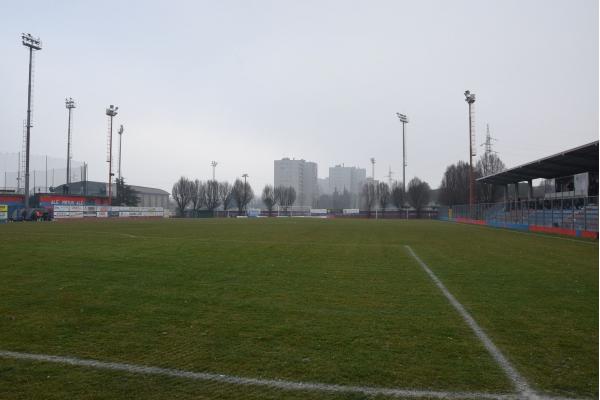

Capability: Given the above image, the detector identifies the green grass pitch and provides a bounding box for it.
[0,218,597,399]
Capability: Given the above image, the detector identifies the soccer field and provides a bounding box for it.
[0,218,597,399]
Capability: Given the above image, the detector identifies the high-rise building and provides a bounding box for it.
[274,158,318,207]
[328,165,366,195]
[317,177,330,196]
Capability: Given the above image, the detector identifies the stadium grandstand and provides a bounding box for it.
[443,140,599,237]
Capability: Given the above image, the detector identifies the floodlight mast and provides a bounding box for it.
[370,158,375,180]
[118,125,124,180]
[65,98,76,193]
[464,90,476,213]
[242,173,249,213]
[106,105,119,205]
[211,161,218,181]
[396,112,409,195]
[22,33,42,208]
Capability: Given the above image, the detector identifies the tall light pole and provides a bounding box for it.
[370,158,376,181]
[396,112,409,194]
[242,173,249,212]
[22,33,42,208]
[464,90,476,211]
[118,124,124,180]
[65,98,76,193]
[211,161,218,181]
[106,105,119,205]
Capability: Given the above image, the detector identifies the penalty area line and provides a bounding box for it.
[0,349,517,400]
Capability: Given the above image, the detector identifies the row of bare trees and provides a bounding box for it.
[361,178,431,218]
[172,177,253,217]
[261,185,297,216]
[438,153,505,205]
[172,177,302,218]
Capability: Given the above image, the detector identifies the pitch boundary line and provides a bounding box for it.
[0,350,515,400]
[1,350,586,400]
[405,246,538,399]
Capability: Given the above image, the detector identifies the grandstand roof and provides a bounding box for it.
[477,140,599,185]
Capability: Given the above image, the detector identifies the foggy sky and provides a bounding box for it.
[1,0,598,193]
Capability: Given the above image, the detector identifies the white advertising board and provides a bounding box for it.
[310,209,327,215]
[52,205,164,219]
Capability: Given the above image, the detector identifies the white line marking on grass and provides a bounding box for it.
[405,246,536,399]
[0,350,519,400]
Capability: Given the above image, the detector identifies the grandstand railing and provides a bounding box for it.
[445,196,599,232]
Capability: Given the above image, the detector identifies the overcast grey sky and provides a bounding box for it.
[1,0,598,192]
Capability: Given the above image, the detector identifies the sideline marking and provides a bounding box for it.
[0,349,517,400]
[405,246,536,399]
[0,350,587,400]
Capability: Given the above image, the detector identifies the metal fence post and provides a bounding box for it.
[521,200,524,224]
[584,196,587,231]
[560,198,563,227]
[572,198,575,230]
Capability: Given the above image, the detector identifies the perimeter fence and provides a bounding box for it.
[440,196,598,232]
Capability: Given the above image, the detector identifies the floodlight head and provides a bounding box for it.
[396,113,408,123]
[464,90,476,104]
[370,157,375,164]
[106,104,119,116]
[65,97,76,109]
[118,125,124,135]
[22,33,42,50]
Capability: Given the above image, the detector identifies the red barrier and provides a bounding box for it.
[580,230,599,239]
[529,225,577,237]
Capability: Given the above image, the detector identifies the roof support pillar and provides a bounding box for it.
[528,179,533,199]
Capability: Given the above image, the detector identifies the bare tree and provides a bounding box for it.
[476,153,506,203]
[286,187,296,213]
[189,179,205,217]
[205,180,221,212]
[233,179,254,215]
[408,177,431,218]
[243,181,254,212]
[391,181,405,211]
[262,185,276,216]
[332,188,352,210]
[274,185,296,215]
[438,161,470,206]
[377,182,390,217]
[361,181,377,218]
[219,181,233,215]
[172,176,194,217]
